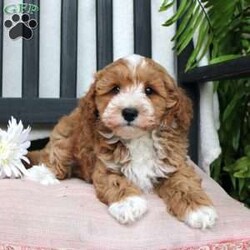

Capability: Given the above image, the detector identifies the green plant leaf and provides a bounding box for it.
[161,0,250,207]
[232,127,241,151]
[161,0,242,67]
[159,0,174,12]
[244,145,250,157]
[185,20,210,70]
[180,8,204,44]
[175,9,207,55]
[222,93,244,122]
[210,54,242,64]
[238,178,246,196]
[173,4,199,46]
[194,34,213,67]
[176,33,193,55]
[162,0,191,26]
[171,1,196,41]
[230,175,237,190]
[225,157,250,178]
[211,154,222,182]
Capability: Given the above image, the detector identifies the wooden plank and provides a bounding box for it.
[60,0,78,98]
[133,0,151,57]
[180,56,250,84]
[0,98,77,124]
[0,0,3,97]
[22,0,40,98]
[96,0,113,70]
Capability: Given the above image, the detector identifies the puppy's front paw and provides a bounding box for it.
[108,196,147,224]
[185,206,218,229]
[23,164,60,185]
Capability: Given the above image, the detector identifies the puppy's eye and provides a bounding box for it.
[110,86,120,94]
[145,86,154,96]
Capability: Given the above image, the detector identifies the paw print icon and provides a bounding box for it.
[4,14,38,40]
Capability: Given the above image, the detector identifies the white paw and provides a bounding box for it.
[108,196,147,224]
[185,206,218,229]
[23,164,60,185]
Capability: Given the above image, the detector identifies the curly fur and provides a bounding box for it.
[28,55,216,227]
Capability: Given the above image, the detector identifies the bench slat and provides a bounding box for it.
[134,0,151,57]
[60,0,78,98]
[180,56,250,84]
[0,98,77,124]
[96,0,113,70]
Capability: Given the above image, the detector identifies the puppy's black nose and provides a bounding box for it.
[122,108,138,122]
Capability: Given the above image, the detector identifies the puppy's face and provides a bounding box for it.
[94,55,180,140]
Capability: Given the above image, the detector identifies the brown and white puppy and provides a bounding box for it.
[27,55,217,229]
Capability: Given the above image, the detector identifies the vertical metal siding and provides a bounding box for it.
[96,0,113,70]
[134,0,151,57]
[60,0,78,98]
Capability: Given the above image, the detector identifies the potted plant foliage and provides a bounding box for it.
[160,0,250,207]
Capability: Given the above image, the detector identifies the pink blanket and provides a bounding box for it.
[0,164,249,249]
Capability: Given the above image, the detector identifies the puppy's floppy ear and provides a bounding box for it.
[79,81,98,125]
[162,84,193,132]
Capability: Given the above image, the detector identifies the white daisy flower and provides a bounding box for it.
[0,117,31,179]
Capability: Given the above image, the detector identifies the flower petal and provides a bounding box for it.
[10,164,21,178]
[20,141,31,150]
[21,156,30,164]
[0,168,5,178]
[14,161,29,175]
[3,164,12,177]
[0,117,31,179]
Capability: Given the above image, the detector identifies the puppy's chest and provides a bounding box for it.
[120,134,170,192]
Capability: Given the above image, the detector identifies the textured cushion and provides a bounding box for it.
[0,163,250,249]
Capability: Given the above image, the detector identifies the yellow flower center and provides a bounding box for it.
[0,142,11,165]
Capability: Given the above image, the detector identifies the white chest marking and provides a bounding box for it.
[121,134,172,192]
